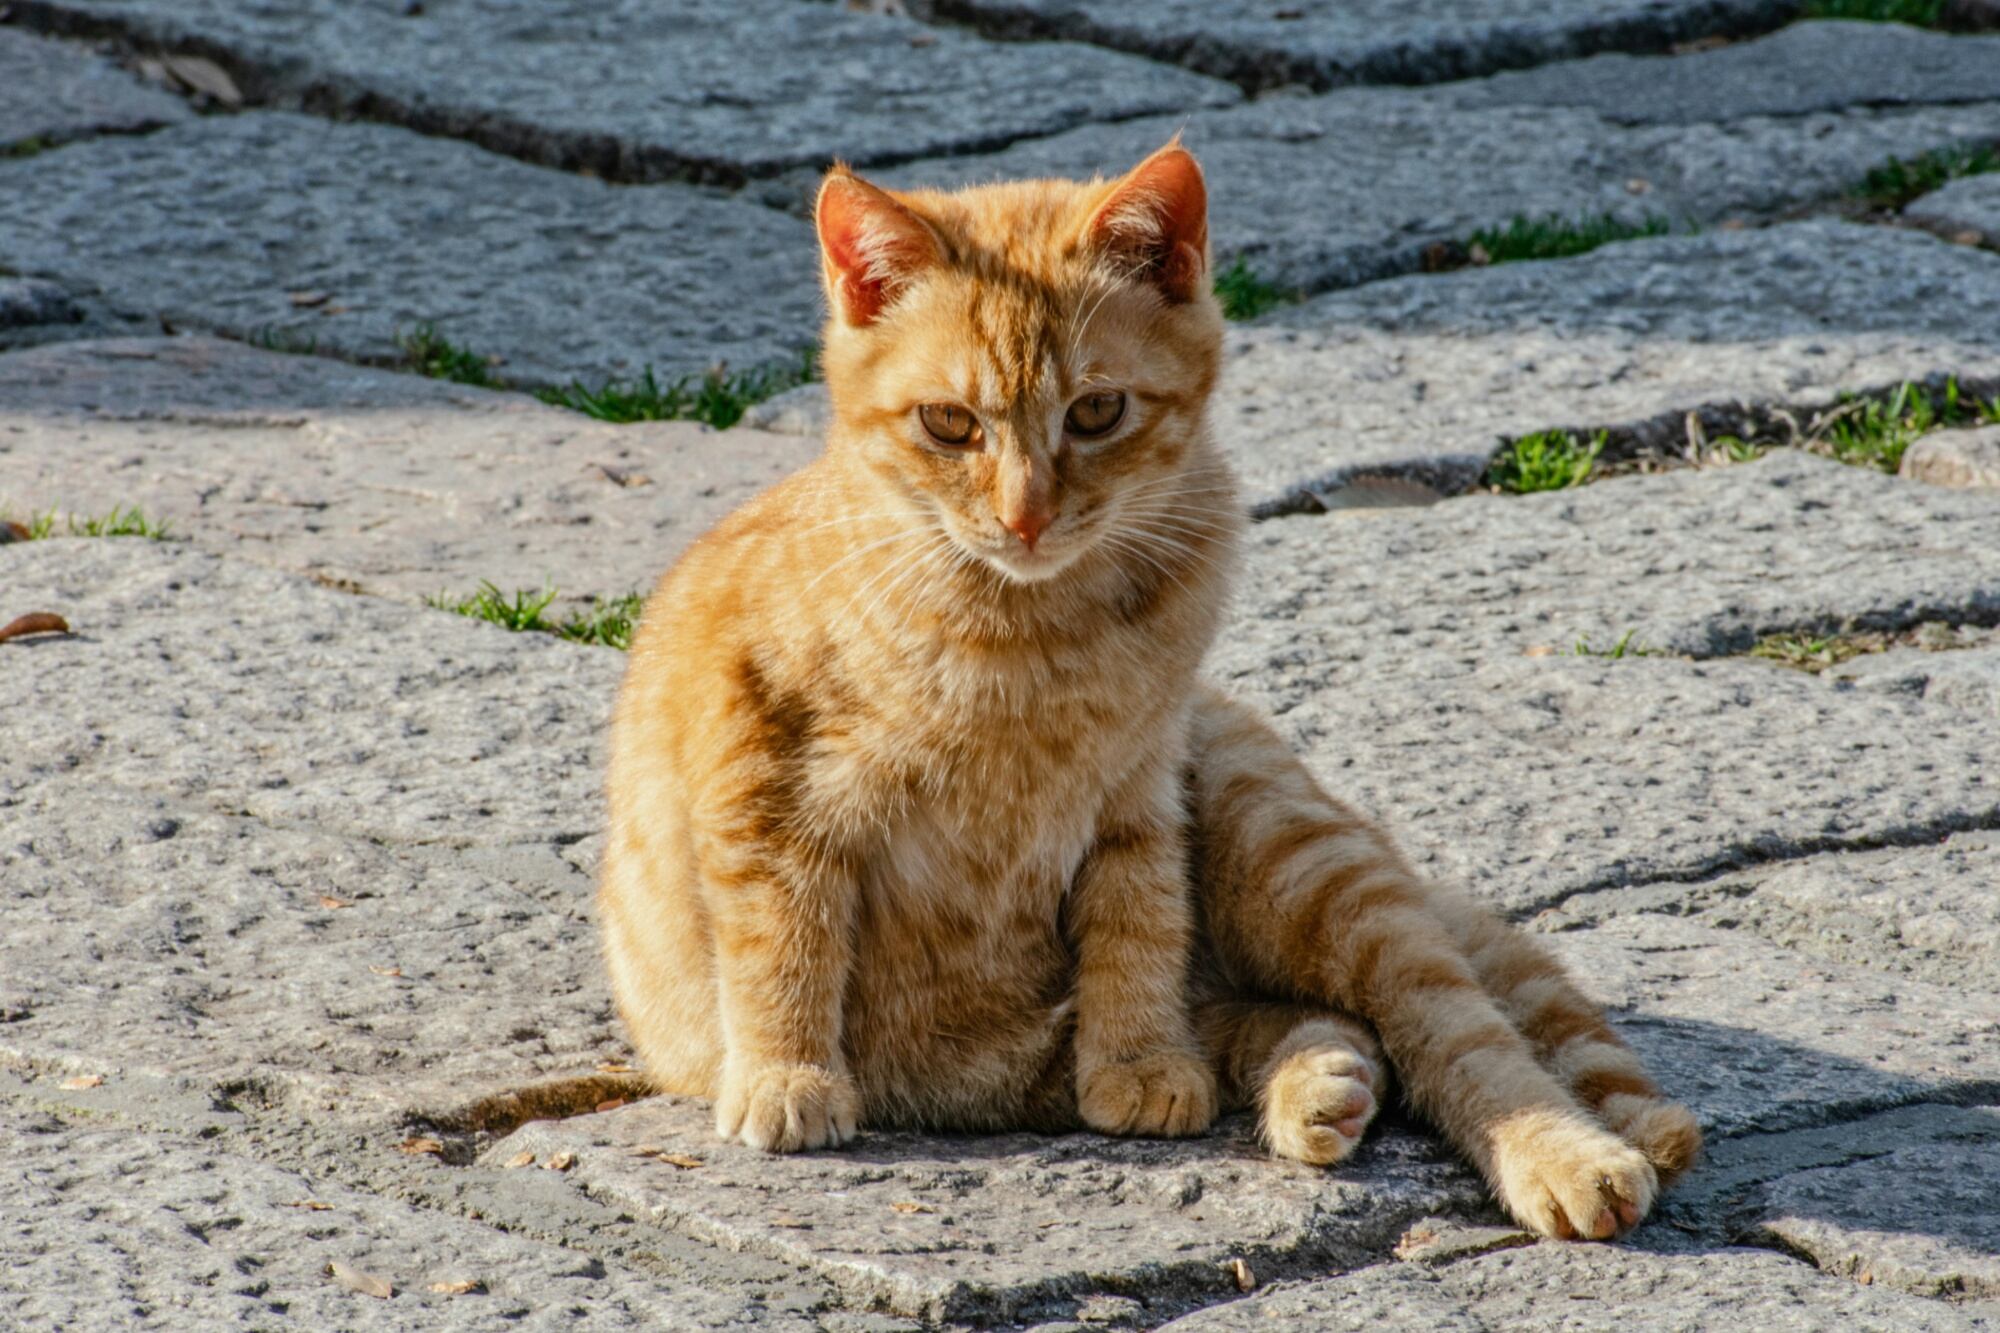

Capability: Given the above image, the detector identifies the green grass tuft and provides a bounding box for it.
[1819,380,1969,473]
[538,348,817,431]
[1802,0,1943,23]
[398,322,505,388]
[1467,213,1672,266]
[3,136,56,159]
[1571,629,1656,659]
[9,505,174,540]
[247,326,321,357]
[1854,142,2000,209]
[1486,430,1606,493]
[429,582,644,650]
[1212,258,1292,321]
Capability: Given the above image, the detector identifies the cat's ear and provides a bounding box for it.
[1086,140,1209,303]
[816,168,943,326]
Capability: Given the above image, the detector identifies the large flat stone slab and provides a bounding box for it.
[0,1112,815,1331]
[8,0,1235,183]
[1746,1106,2000,1301]
[1546,835,2000,990]
[1907,173,2000,245]
[877,23,2000,296]
[931,0,1789,93]
[1157,1242,1987,1331]
[1221,453,2000,910]
[1543,915,1998,1138]
[750,222,2000,512]
[0,26,186,151]
[487,1100,1488,1325]
[0,116,825,386]
[0,337,818,610]
[1223,221,2000,508]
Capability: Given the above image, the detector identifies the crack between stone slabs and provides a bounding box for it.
[1510,803,2000,922]
[1252,367,2000,520]
[0,1,1232,191]
[919,0,1801,97]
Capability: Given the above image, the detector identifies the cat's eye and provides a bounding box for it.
[919,403,980,447]
[1065,390,1126,438]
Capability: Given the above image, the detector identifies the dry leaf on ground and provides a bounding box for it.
[397,1136,444,1157]
[542,1152,575,1171]
[328,1261,393,1299]
[429,1279,483,1295]
[58,1074,104,1090]
[162,54,242,106]
[1228,1257,1257,1292]
[0,613,71,644]
[286,1200,334,1211]
[889,1201,934,1215]
[368,965,403,978]
[503,1151,536,1169]
[317,895,353,910]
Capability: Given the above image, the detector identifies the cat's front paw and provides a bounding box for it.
[1489,1108,1658,1240]
[714,1060,860,1153]
[1078,1051,1218,1138]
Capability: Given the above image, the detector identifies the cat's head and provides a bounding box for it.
[813,142,1230,585]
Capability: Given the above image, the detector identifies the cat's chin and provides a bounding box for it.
[975,543,1087,585]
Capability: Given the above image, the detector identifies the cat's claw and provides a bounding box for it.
[1263,1048,1377,1166]
[714,1061,860,1153]
[1077,1050,1218,1138]
[1489,1108,1658,1240]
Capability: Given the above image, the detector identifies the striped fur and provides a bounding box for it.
[599,145,1696,1240]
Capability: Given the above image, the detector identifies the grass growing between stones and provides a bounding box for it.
[428,582,644,650]
[1854,142,2000,209]
[1466,213,1673,266]
[399,322,506,389]
[1802,0,1942,22]
[4,505,173,541]
[538,347,818,430]
[1571,630,1659,659]
[1485,430,1606,493]
[1750,621,1993,672]
[1213,258,1293,321]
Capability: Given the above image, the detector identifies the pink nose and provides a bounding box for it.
[1003,508,1050,551]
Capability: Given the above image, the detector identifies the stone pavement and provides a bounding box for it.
[4,3,2000,1330]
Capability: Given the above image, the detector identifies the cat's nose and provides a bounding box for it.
[1002,507,1051,551]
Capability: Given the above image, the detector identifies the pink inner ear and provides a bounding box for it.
[816,175,935,326]
[1091,146,1209,303]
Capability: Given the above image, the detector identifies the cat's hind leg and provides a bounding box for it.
[1188,686,1660,1240]
[1196,999,1383,1166]
[1429,897,1702,1185]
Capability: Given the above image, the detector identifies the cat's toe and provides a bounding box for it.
[1263,1049,1377,1166]
[715,1062,860,1153]
[1490,1108,1657,1241]
[1600,1093,1703,1186]
[1078,1051,1218,1138]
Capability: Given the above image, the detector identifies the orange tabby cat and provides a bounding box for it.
[599,142,1699,1240]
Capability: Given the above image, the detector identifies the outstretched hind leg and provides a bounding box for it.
[1430,899,1701,1185]
[1187,686,1666,1241]
[1196,999,1383,1166]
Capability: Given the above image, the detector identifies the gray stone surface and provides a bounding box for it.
[1458,21,2000,125]
[1748,1106,2000,1301]
[745,223,2000,511]
[930,0,1789,93]
[1214,452,2000,911]
[1543,915,1998,1138]
[1546,835,2000,990]
[0,540,627,1124]
[1903,424,2000,489]
[6,0,1236,182]
[1908,172,2000,244]
[877,24,2000,296]
[488,1099,1488,1324]
[0,116,825,387]
[1223,222,2000,508]
[0,1114,813,1331]
[1156,1242,1988,1331]
[0,337,819,610]
[0,26,187,151]
[1839,642,2000,717]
